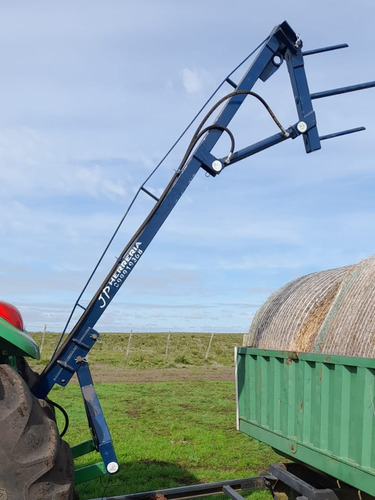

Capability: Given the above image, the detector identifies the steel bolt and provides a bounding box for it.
[297,121,307,133]
[107,461,119,474]
[212,160,223,173]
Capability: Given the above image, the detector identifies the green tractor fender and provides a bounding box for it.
[0,302,39,360]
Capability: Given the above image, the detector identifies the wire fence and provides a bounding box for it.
[32,330,245,368]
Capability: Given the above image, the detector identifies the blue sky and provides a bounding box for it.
[1,1,375,334]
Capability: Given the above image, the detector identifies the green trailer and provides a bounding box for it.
[235,347,375,497]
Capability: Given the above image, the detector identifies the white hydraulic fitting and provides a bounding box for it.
[212,160,223,173]
[107,461,119,474]
[225,152,233,165]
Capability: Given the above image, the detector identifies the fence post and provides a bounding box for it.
[165,331,171,358]
[126,330,133,357]
[205,333,214,360]
[40,325,47,356]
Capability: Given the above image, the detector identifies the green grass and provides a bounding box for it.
[29,333,279,499]
[30,332,244,369]
[51,380,279,500]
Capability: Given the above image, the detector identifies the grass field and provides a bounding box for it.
[31,331,245,369]
[30,333,280,500]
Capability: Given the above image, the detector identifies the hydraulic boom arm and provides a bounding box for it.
[31,21,375,477]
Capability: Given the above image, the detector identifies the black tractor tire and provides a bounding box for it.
[0,363,78,500]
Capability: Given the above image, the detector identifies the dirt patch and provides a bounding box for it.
[89,364,235,383]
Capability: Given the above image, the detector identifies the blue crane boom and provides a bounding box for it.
[31,20,375,478]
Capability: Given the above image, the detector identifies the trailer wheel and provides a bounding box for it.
[0,363,77,500]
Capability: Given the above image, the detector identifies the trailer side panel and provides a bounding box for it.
[236,347,375,496]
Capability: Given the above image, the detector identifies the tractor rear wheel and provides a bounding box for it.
[0,363,77,499]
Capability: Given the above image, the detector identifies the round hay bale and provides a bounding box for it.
[244,254,375,357]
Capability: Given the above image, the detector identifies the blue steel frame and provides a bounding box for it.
[31,21,375,476]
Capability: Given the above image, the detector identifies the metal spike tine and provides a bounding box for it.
[311,81,375,100]
[302,43,348,56]
[319,126,366,141]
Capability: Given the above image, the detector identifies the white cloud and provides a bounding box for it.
[75,165,126,198]
[181,68,205,93]
[0,126,155,201]
[0,2,375,335]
